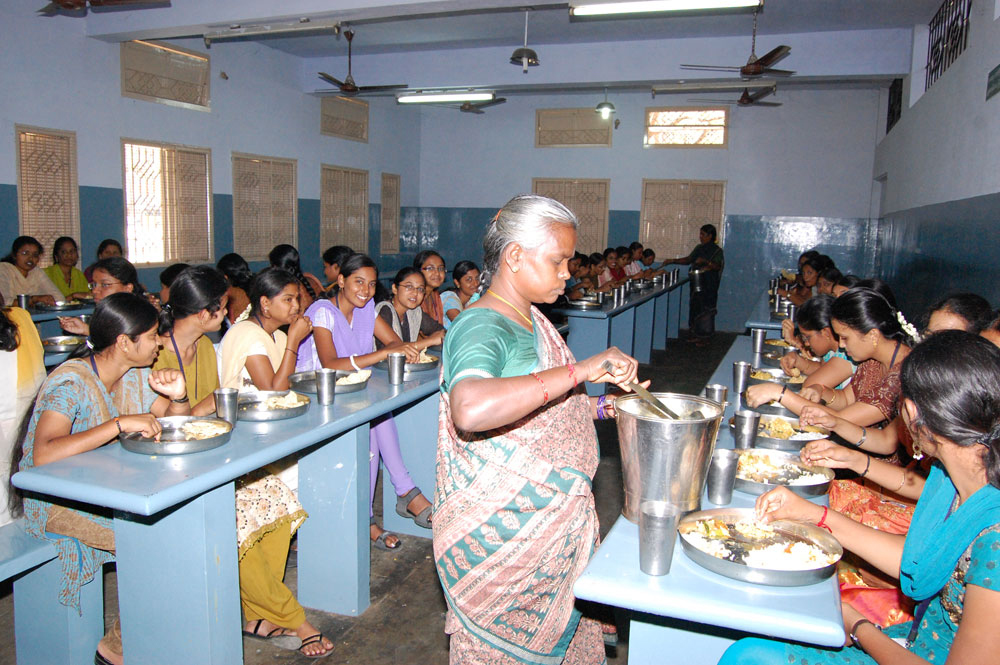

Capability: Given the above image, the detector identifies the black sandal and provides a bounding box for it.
[241,618,302,650]
[298,633,334,659]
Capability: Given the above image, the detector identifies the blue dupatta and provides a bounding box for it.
[900,463,1000,600]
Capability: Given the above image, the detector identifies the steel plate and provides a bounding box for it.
[678,508,842,586]
[374,354,440,373]
[751,400,798,419]
[41,335,86,354]
[237,391,310,421]
[119,416,232,455]
[565,300,602,310]
[733,449,834,497]
[289,370,370,395]
[33,301,89,312]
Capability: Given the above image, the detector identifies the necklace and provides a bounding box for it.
[486,289,533,328]
[253,314,275,341]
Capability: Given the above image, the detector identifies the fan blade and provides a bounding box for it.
[689,98,736,105]
[476,97,507,109]
[748,87,775,102]
[752,101,782,107]
[756,45,791,68]
[680,64,743,72]
[356,84,409,93]
[318,72,346,88]
[462,107,485,114]
[762,68,795,77]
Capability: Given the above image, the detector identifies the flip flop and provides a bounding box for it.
[395,487,432,528]
[241,619,303,650]
[298,633,334,660]
[94,651,115,665]
[371,517,401,550]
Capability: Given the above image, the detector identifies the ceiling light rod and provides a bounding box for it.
[397,91,495,104]
[204,18,340,46]
[571,0,760,17]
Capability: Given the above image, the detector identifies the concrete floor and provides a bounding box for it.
[0,332,737,665]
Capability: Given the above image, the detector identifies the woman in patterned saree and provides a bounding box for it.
[15,293,187,665]
[718,330,1000,665]
[435,194,642,665]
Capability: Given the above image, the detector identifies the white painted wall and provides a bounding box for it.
[0,0,421,204]
[874,0,1000,213]
[414,86,881,218]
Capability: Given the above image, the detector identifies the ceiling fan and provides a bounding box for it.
[690,86,781,107]
[680,4,794,80]
[318,29,407,97]
[38,0,167,15]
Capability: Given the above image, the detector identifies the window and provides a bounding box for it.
[321,97,369,143]
[121,40,210,111]
[380,173,401,255]
[532,178,610,254]
[925,0,972,90]
[644,107,728,148]
[122,140,212,265]
[320,165,369,253]
[640,180,725,260]
[15,125,80,266]
[536,108,612,148]
[232,153,297,260]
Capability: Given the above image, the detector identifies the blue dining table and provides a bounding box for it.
[744,290,784,332]
[12,367,441,664]
[573,335,844,664]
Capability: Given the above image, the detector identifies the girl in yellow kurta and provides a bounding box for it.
[42,237,91,300]
[212,266,332,659]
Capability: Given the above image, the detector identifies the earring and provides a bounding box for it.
[872,337,879,351]
[512,267,519,273]
[912,438,924,460]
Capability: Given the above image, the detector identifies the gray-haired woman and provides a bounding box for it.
[433,194,643,664]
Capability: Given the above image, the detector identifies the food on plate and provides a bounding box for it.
[42,336,83,346]
[263,391,306,410]
[737,451,828,485]
[750,369,806,384]
[337,369,371,385]
[416,349,437,364]
[765,339,792,347]
[179,420,231,440]
[760,417,825,441]
[682,517,838,571]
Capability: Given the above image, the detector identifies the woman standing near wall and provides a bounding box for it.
[664,224,724,346]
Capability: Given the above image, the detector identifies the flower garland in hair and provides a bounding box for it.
[896,310,921,344]
[234,303,252,324]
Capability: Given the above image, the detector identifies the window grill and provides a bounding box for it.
[925,0,971,91]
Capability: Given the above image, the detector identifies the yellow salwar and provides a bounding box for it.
[239,522,306,628]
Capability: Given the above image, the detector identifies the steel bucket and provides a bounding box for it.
[690,268,707,293]
[616,392,724,521]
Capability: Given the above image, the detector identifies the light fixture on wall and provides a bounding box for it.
[510,11,540,73]
[203,17,340,47]
[595,88,616,119]
[397,91,495,104]
[570,0,760,19]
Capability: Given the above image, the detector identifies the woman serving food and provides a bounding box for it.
[435,194,642,664]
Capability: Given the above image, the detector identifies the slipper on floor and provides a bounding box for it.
[242,619,303,650]
[371,517,401,550]
[395,486,432,528]
[298,633,334,660]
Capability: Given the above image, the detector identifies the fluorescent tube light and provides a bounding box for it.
[397,92,495,104]
[571,0,759,17]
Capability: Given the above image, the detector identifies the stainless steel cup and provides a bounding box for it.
[703,383,728,405]
[787,304,798,325]
[387,352,406,385]
[707,449,741,505]
[733,361,752,396]
[769,278,779,291]
[639,500,682,576]
[214,388,239,424]
[315,368,337,405]
[16,294,30,309]
[751,328,767,354]
[596,291,606,305]
[733,409,761,449]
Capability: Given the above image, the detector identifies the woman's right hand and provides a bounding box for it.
[799,405,838,430]
[755,486,822,524]
[780,319,797,346]
[32,295,57,307]
[744,383,781,408]
[779,352,800,375]
[800,438,863,471]
[59,316,89,335]
[581,347,639,389]
[287,315,313,345]
[117,414,162,439]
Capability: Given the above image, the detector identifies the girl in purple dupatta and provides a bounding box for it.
[296,254,433,550]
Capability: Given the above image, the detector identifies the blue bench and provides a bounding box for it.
[0,519,104,665]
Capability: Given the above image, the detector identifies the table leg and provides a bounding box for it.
[298,424,370,615]
[628,613,739,665]
[609,308,635,357]
[632,298,655,364]
[652,293,668,351]
[14,557,104,665]
[566,317,612,396]
[382,392,439,539]
[114,482,241,665]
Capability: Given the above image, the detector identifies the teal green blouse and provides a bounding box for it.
[441,307,539,392]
